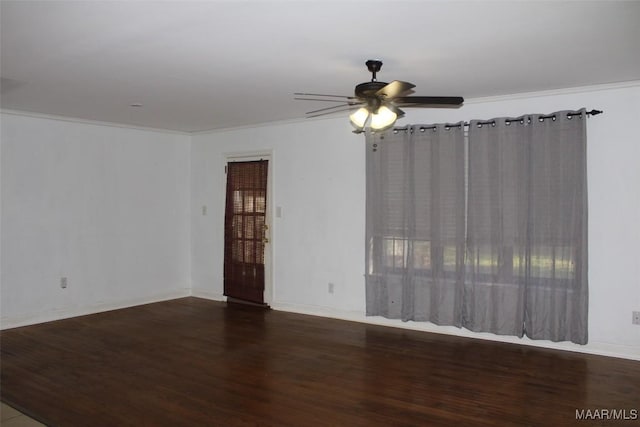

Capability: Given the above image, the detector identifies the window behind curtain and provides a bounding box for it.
[366,110,588,344]
[365,124,466,324]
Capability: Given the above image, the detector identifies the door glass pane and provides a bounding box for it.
[245,216,255,239]
[256,190,266,213]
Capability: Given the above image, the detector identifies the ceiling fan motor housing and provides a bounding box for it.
[355,81,388,98]
[355,81,387,113]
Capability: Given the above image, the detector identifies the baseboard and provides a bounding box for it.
[270,301,363,323]
[270,301,640,362]
[4,293,636,361]
[190,288,226,301]
[0,289,191,330]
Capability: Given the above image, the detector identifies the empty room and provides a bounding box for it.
[1,1,639,426]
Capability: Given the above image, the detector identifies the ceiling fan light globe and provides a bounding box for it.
[349,107,370,130]
[370,105,397,131]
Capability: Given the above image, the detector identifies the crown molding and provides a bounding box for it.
[465,80,640,105]
[0,109,191,136]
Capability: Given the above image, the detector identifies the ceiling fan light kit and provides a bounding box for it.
[351,105,398,133]
[295,59,464,134]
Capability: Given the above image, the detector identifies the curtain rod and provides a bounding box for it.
[390,109,603,133]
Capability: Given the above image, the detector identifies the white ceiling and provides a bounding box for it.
[1,1,639,133]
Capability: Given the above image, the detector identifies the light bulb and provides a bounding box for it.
[349,107,370,130]
[370,105,397,131]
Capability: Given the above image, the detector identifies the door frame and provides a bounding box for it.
[223,150,274,305]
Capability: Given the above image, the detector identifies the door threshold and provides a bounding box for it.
[226,297,270,308]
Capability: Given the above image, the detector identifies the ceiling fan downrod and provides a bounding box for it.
[366,60,383,82]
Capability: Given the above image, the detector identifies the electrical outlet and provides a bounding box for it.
[328,282,334,294]
[60,277,68,289]
[633,311,640,325]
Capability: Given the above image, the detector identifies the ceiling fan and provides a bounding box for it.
[295,60,464,133]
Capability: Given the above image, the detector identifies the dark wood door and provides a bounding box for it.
[223,160,268,304]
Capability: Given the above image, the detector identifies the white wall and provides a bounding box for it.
[190,118,366,311]
[191,83,640,360]
[1,113,191,327]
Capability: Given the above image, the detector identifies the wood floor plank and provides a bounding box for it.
[1,297,639,426]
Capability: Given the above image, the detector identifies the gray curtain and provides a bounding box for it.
[365,109,588,345]
[365,124,466,324]
[465,109,588,344]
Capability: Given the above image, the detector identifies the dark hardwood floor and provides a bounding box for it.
[1,297,639,426]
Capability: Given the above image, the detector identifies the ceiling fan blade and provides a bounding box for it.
[375,80,416,99]
[306,102,364,115]
[394,96,464,107]
[295,97,359,103]
[307,105,361,118]
[294,92,356,99]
